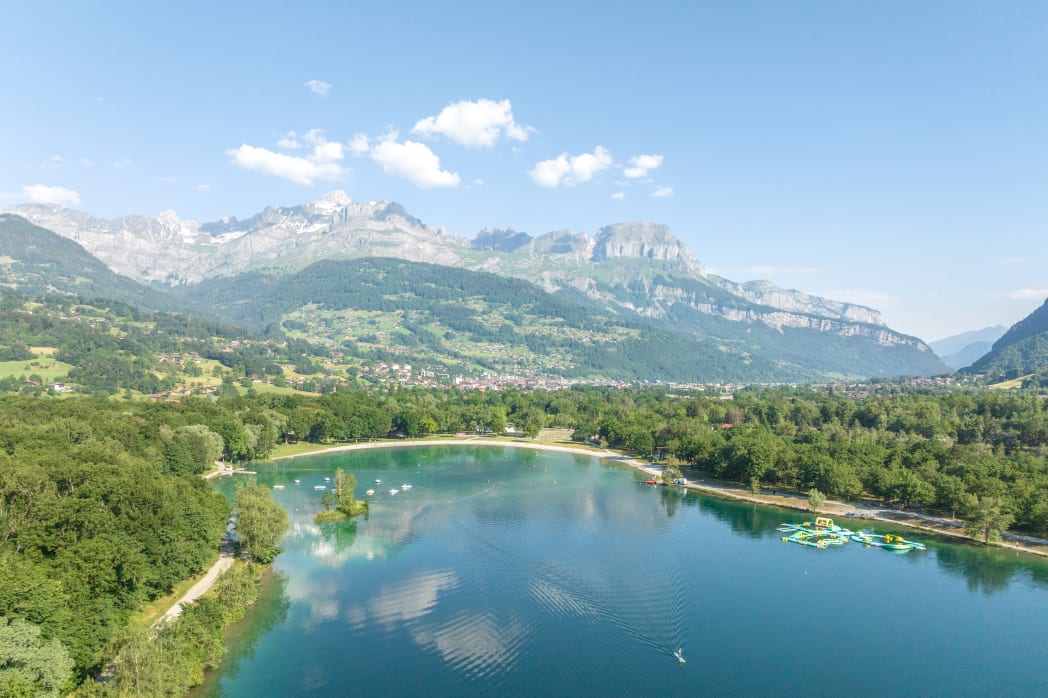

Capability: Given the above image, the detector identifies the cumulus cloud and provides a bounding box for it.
[21,184,80,206]
[412,98,530,148]
[277,132,302,149]
[304,79,332,96]
[347,133,371,156]
[623,153,663,178]
[228,130,347,185]
[651,185,673,197]
[370,139,460,188]
[997,288,1048,301]
[529,146,613,188]
[611,192,625,200]
[196,183,211,192]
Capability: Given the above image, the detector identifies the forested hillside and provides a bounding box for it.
[176,257,947,382]
[0,397,238,686]
[968,298,1048,379]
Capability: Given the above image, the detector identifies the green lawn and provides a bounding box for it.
[0,359,74,381]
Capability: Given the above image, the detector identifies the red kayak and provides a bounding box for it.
[646,478,657,485]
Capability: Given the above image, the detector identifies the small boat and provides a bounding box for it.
[293,479,301,484]
[388,488,399,495]
[314,485,327,491]
[674,648,686,665]
[375,479,382,484]
[401,483,412,490]
[646,478,657,485]
[366,488,375,496]
[273,484,285,490]
[324,477,331,482]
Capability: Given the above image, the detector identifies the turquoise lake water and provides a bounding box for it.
[200,446,1048,697]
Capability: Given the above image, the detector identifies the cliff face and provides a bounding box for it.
[590,222,702,272]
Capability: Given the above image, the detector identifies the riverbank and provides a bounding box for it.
[269,435,1048,558]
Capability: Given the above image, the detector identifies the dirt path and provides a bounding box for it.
[154,538,236,627]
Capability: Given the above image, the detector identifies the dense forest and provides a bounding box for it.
[190,384,1045,538]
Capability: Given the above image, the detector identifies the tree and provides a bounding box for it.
[964,496,1014,544]
[0,617,73,698]
[234,483,289,563]
[807,488,825,513]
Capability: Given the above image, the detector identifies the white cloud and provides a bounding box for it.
[277,131,302,149]
[304,79,332,96]
[652,185,673,197]
[157,176,176,184]
[21,184,80,206]
[43,154,67,169]
[997,288,1048,301]
[347,133,371,156]
[412,98,530,148]
[623,153,663,178]
[529,146,613,188]
[228,131,348,186]
[80,158,93,167]
[611,192,625,200]
[113,158,132,169]
[370,139,459,188]
[196,183,211,192]
[473,178,484,187]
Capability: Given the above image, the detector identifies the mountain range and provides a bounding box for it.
[929,325,1007,371]
[2,193,949,382]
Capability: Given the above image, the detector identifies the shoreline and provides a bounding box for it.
[267,436,1048,558]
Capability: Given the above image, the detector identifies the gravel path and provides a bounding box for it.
[155,538,236,627]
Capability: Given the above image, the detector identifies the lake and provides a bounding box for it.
[200,445,1048,697]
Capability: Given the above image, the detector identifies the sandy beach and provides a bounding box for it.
[269,436,1048,558]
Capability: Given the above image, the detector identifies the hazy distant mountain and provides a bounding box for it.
[3,193,948,380]
[966,299,1048,377]
[0,213,182,312]
[930,325,1006,370]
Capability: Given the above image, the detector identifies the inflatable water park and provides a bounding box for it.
[777,517,926,552]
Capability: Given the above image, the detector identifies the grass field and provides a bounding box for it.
[0,359,74,381]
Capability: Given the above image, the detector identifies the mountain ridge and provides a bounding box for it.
[3,194,947,380]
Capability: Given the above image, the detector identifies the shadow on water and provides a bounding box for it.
[934,543,1048,595]
[692,494,792,539]
[189,569,290,698]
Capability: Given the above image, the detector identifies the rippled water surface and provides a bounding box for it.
[201,446,1048,697]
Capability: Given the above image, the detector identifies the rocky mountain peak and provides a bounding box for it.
[311,190,353,212]
[470,227,534,253]
[591,222,702,271]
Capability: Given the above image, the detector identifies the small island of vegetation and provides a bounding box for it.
[316,468,369,523]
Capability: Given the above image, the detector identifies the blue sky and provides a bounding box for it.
[3,1,1047,342]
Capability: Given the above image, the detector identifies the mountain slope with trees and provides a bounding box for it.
[966,298,1048,379]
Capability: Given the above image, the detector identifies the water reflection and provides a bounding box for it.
[934,544,1042,595]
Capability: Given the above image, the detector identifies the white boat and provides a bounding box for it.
[314,485,326,491]
[273,484,285,490]
[293,479,301,484]
[366,488,375,496]
[401,483,413,490]
[324,477,331,482]
[389,488,399,495]
[375,479,382,484]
